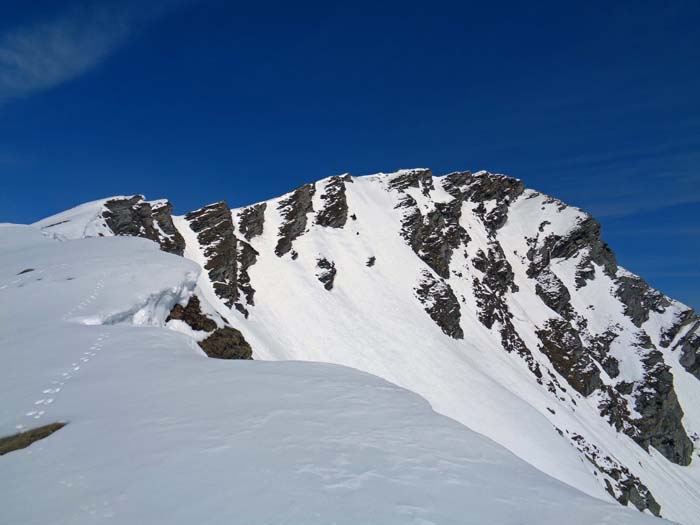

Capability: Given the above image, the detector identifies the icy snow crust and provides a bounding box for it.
[0,224,669,524]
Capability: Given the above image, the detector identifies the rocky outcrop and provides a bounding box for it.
[167,295,216,332]
[527,216,617,293]
[316,175,350,228]
[275,183,316,257]
[677,321,700,379]
[596,339,694,466]
[537,319,603,396]
[472,245,518,328]
[0,422,66,456]
[103,196,185,255]
[185,202,259,316]
[167,295,252,360]
[388,168,434,196]
[588,328,620,379]
[316,257,337,290]
[443,171,524,232]
[470,176,524,232]
[552,218,614,267]
[237,203,267,240]
[441,171,473,198]
[397,195,470,279]
[568,433,661,516]
[533,268,574,319]
[659,310,700,379]
[199,327,253,360]
[630,350,693,465]
[415,271,463,339]
[235,240,259,316]
[185,202,238,308]
[615,272,671,327]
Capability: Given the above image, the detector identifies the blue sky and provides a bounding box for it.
[1,0,698,309]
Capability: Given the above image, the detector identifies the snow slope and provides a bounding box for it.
[180,171,699,523]
[28,167,700,523]
[0,224,668,524]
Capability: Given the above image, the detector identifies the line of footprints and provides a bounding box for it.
[18,276,109,431]
[61,277,105,321]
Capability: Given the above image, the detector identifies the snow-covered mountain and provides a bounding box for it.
[12,168,700,523]
[0,225,666,525]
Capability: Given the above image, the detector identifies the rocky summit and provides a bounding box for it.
[33,168,700,524]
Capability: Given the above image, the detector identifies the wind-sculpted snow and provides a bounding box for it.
[0,224,669,525]
[27,167,700,524]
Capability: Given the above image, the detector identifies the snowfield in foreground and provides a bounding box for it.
[0,224,669,524]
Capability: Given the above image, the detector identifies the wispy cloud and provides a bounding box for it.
[0,1,188,105]
[606,226,700,238]
[535,146,700,218]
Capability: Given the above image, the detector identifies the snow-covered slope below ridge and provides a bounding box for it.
[33,168,700,524]
[0,224,667,525]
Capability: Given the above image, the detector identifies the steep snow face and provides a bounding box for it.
[0,225,667,525]
[170,169,700,524]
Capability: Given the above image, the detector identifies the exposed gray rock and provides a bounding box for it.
[444,171,524,232]
[615,273,671,327]
[103,196,185,255]
[415,270,463,339]
[167,295,252,360]
[630,350,693,465]
[185,201,259,316]
[316,176,349,228]
[237,203,267,240]
[588,328,620,379]
[235,240,259,316]
[659,310,700,378]
[441,171,473,198]
[570,433,661,517]
[366,256,376,267]
[471,245,518,328]
[316,257,337,290]
[275,183,316,257]
[536,319,603,396]
[533,268,574,319]
[467,172,525,204]
[677,321,700,379]
[398,197,470,279]
[527,216,617,292]
[468,240,544,380]
[185,202,238,308]
[388,168,434,196]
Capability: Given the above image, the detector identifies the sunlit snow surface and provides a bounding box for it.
[0,224,668,524]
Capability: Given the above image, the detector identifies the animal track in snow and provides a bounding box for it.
[21,329,109,427]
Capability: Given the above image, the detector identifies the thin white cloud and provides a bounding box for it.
[0,1,189,105]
